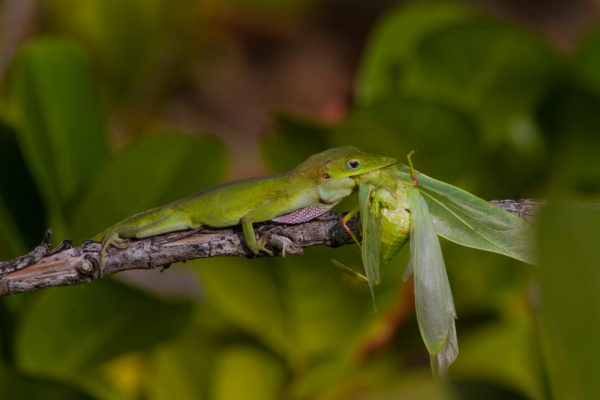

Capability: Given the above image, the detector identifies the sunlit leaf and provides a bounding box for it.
[212,346,285,400]
[147,330,217,400]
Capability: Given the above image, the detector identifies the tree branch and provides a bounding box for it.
[0,200,541,296]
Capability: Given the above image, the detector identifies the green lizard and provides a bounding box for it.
[95,147,396,272]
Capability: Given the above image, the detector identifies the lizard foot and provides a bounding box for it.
[100,232,131,276]
[256,235,274,256]
[264,227,301,257]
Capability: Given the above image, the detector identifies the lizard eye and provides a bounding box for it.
[346,160,360,170]
[322,173,330,179]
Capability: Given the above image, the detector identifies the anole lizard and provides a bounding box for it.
[94,147,396,272]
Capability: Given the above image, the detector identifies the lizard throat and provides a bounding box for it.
[271,204,333,224]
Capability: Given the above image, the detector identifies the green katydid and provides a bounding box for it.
[346,151,535,379]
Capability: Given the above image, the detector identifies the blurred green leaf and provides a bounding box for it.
[194,244,403,388]
[357,2,471,103]
[0,120,45,256]
[277,247,382,359]
[369,374,452,400]
[0,369,94,400]
[262,113,334,172]
[453,317,543,399]
[537,202,600,400]
[538,85,600,194]
[70,133,225,242]
[408,21,556,142]
[11,39,108,237]
[15,279,193,378]
[334,99,481,182]
[573,27,600,96]
[357,3,557,162]
[441,241,528,315]
[147,330,217,400]
[194,257,291,359]
[212,346,285,400]
[296,359,453,400]
[45,0,180,97]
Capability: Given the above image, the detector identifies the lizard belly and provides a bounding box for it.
[271,204,332,224]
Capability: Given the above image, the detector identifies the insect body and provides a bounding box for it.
[353,166,412,294]
[351,155,535,380]
[356,163,457,380]
[360,168,411,263]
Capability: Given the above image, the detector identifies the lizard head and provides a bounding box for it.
[296,147,397,204]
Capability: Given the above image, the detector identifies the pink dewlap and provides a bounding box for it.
[272,205,331,224]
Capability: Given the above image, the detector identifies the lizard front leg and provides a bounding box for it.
[241,216,273,256]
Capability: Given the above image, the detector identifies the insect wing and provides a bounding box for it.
[359,183,381,304]
[394,165,535,265]
[407,185,457,378]
[431,314,458,380]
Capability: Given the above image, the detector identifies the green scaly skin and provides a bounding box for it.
[95,147,397,272]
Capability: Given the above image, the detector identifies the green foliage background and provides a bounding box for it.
[1,1,599,399]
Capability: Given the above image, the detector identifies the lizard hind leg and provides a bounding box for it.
[99,213,191,275]
[99,230,131,275]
